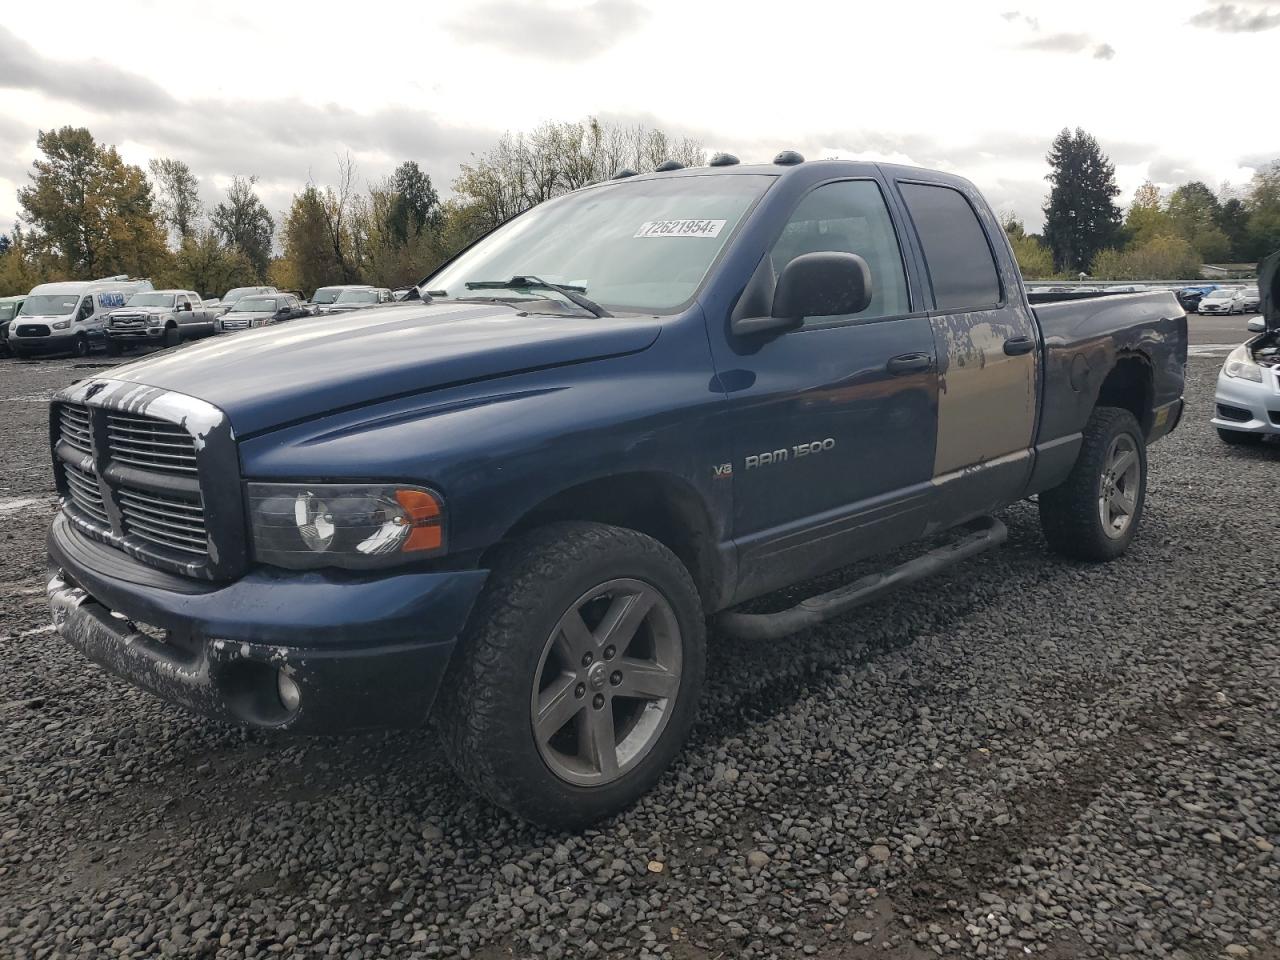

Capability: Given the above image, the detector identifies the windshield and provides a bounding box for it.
[0,302,17,322]
[426,174,774,313]
[312,287,343,304]
[223,288,264,305]
[126,293,177,309]
[231,297,278,313]
[335,289,378,305]
[19,294,79,316]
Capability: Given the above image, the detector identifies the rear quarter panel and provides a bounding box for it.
[1032,291,1186,456]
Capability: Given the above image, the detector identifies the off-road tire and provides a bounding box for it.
[436,522,706,829]
[1217,427,1263,446]
[1039,406,1147,562]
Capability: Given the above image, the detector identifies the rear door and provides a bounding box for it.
[715,176,941,602]
[895,179,1039,524]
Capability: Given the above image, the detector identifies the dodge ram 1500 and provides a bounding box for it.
[45,155,1186,827]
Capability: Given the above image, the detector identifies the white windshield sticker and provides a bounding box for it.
[634,219,726,239]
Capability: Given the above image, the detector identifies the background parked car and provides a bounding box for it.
[1176,284,1217,313]
[0,294,25,357]
[1234,288,1261,314]
[9,277,154,358]
[104,290,218,354]
[323,287,395,315]
[217,285,278,317]
[1199,288,1243,314]
[308,285,392,315]
[216,293,309,332]
[308,286,347,313]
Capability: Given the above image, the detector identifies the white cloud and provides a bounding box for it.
[1,0,1278,235]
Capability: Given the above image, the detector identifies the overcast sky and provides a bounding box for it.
[2,0,1278,235]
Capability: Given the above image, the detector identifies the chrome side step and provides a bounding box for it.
[715,516,1008,641]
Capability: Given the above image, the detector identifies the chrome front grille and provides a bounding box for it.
[118,488,208,556]
[105,412,198,474]
[58,404,92,456]
[55,401,211,563]
[63,461,109,525]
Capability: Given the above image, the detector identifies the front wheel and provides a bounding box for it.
[1217,428,1263,446]
[105,340,123,357]
[163,325,180,348]
[71,333,90,358]
[437,522,706,829]
[1039,406,1147,562]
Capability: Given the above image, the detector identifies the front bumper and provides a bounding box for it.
[107,326,164,340]
[11,334,75,354]
[1211,369,1280,435]
[47,513,488,731]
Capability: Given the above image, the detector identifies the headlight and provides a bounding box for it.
[247,483,445,570]
[1223,345,1263,382]
[51,320,70,330]
[148,315,163,327]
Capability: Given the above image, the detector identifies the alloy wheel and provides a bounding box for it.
[530,578,682,786]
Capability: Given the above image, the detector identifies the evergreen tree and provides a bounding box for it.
[1042,128,1123,274]
[387,161,441,244]
[210,176,274,278]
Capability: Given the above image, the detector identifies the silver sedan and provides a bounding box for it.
[1212,318,1280,445]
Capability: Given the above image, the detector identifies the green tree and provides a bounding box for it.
[18,126,169,279]
[148,157,202,244]
[387,161,441,244]
[1001,214,1056,278]
[1244,161,1280,262]
[278,185,344,295]
[1166,181,1229,262]
[1216,197,1251,260]
[164,227,257,298]
[1124,181,1173,247]
[1091,236,1201,280]
[0,227,48,296]
[1041,128,1123,274]
[210,176,274,278]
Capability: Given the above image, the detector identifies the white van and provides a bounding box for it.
[10,276,155,359]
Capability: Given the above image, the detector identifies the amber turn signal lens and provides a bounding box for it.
[395,489,444,553]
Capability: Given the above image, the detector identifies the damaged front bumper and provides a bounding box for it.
[47,513,488,731]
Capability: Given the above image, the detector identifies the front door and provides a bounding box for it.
[896,180,1039,524]
[712,178,941,603]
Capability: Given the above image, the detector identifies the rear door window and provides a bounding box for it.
[899,183,1002,312]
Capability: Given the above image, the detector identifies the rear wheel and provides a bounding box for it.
[1039,407,1147,562]
[1217,427,1264,446]
[437,522,706,829]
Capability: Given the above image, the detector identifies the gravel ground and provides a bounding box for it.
[1,353,1278,960]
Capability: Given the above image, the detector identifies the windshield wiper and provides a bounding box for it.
[464,275,612,318]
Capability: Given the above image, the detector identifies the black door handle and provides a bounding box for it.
[886,353,932,375]
[1003,336,1035,356]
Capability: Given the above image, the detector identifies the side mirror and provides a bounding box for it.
[1248,317,1266,333]
[732,252,873,337]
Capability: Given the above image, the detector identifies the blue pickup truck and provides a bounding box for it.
[45,156,1186,827]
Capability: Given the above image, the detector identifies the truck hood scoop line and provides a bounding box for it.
[102,301,661,435]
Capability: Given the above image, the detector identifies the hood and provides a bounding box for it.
[1261,250,1279,331]
[109,307,169,318]
[106,300,661,435]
